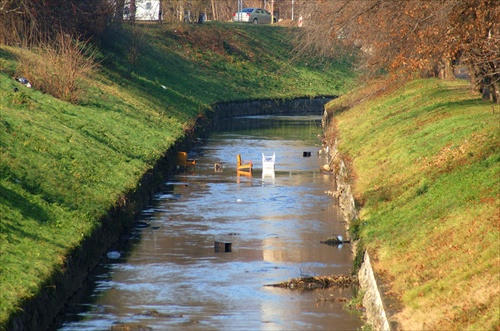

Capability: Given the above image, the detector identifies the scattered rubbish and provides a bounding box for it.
[214,241,232,252]
[16,77,31,88]
[320,164,331,172]
[139,310,183,318]
[106,251,121,259]
[214,162,223,172]
[320,235,350,246]
[317,296,350,303]
[135,221,150,228]
[110,322,152,331]
[318,145,330,155]
[265,274,357,289]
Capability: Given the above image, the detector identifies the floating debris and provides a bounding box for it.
[265,274,357,290]
[106,251,121,259]
[316,296,350,303]
[320,236,350,246]
[140,310,183,318]
[214,241,232,252]
[320,164,332,172]
[214,162,223,172]
[135,221,150,229]
[110,322,152,331]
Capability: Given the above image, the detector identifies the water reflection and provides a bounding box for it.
[57,115,362,331]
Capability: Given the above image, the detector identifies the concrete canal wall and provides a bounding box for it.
[211,96,336,119]
[322,110,392,331]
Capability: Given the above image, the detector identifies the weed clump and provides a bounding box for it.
[16,33,97,104]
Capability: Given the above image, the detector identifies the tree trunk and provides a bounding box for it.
[438,58,454,80]
[115,0,125,22]
[158,0,163,23]
[482,77,492,101]
[211,0,216,21]
[130,0,136,23]
[492,81,500,104]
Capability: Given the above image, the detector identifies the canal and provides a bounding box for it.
[56,115,363,331]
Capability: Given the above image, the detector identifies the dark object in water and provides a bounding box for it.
[303,151,311,157]
[214,241,232,252]
[320,236,350,246]
[265,274,357,289]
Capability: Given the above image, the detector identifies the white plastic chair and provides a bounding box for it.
[262,153,275,169]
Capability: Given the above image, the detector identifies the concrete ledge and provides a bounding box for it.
[323,109,391,331]
[358,252,391,331]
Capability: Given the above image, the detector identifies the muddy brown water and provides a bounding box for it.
[56,115,363,331]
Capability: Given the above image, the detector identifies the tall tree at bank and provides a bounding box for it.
[295,0,500,103]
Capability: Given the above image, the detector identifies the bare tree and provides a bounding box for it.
[293,0,500,103]
[0,0,38,45]
[1,0,116,45]
[156,0,300,23]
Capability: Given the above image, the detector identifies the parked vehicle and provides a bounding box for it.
[232,8,276,24]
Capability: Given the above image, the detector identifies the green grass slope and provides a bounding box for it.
[0,22,355,328]
[328,79,499,330]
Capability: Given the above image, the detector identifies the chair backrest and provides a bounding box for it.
[262,153,275,163]
[237,154,242,166]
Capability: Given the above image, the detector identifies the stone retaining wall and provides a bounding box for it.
[322,109,391,331]
[358,252,392,331]
[211,96,336,119]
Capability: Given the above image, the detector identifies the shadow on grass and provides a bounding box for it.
[0,48,18,76]
[0,48,17,62]
[0,183,51,226]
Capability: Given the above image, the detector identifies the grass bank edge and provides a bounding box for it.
[326,78,500,330]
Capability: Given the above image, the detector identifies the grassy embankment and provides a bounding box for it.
[0,22,355,328]
[327,79,499,330]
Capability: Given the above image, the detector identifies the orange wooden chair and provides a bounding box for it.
[236,154,252,172]
[177,152,196,169]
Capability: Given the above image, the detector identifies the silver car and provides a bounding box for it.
[232,8,274,24]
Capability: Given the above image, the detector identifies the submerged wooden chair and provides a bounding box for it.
[236,154,252,172]
[177,151,196,170]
